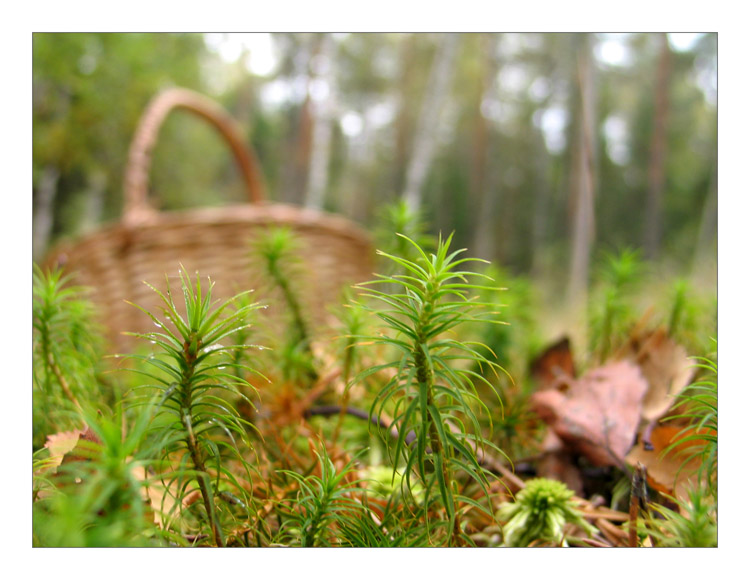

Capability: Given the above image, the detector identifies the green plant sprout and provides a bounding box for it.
[354,232,507,546]
[497,478,597,547]
[664,345,718,500]
[125,266,265,546]
[642,485,717,547]
[329,292,371,443]
[472,265,537,377]
[277,445,367,547]
[662,278,716,358]
[254,227,318,384]
[31,236,717,548]
[33,265,109,448]
[374,200,435,271]
[32,404,158,546]
[588,247,645,363]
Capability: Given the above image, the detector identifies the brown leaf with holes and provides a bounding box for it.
[626,424,710,506]
[531,360,649,467]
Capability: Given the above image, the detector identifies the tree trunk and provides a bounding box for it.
[693,160,717,273]
[32,165,60,262]
[289,100,314,205]
[530,127,552,280]
[472,34,501,261]
[402,34,460,213]
[80,169,108,233]
[643,33,672,260]
[280,35,321,205]
[392,34,418,196]
[566,35,597,310]
[342,115,378,223]
[305,34,337,210]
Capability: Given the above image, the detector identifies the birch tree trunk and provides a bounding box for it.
[32,165,59,262]
[402,34,460,213]
[280,35,319,205]
[644,33,672,260]
[80,169,107,233]
[305,34,337,210]
[566,35,597,310]
[393,34,418,197]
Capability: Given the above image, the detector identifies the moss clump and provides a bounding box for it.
[498,478,597,547]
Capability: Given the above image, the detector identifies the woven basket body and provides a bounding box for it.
[44,88,373,352]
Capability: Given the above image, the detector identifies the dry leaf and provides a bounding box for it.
[621,327,695,422]
[59,425,103,465]
[43,429,84,471]
[626,424,709,506]
[531,360,649,467]
[530,337,576,390]
[131,465,185,529]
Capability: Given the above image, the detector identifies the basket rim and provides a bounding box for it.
[45,201,373,259]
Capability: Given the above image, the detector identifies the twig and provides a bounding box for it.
[628,462,648,547]
[571,536,614,548]
[596,517,628,547]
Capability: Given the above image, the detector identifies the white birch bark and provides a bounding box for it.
[402,34,460,213]
[566,36,597,309]
[305,34,337,210]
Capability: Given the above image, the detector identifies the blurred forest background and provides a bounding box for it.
[32,32,717,326]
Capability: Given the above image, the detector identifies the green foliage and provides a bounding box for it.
[588,247,645,362]
[33,404,158,547]
[337,490,431,547]
[335,293,369,386]
[125,267,264,546]
[636,340,717,547]
[645,487,717,547]
[667,278,692,337]
[497,478,597,547]
[33,33,717,276]
[32,265,107,448]
[354,232,506,546]
[277,446,367,547]
[254,227,318,384]
[662,278,717,356]
[364,464,425,503]
[330,293,371,442]
[374,200,435,268]
[33,33,208,245]
[664,348,718,499]
[473,265,540,379]
[465,266,544,460]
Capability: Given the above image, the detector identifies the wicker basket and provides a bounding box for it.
[44,87,374,352]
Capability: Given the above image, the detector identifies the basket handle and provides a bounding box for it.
[123,87,267,224]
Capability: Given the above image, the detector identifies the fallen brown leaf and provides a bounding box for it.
[43,429,84,471]
[531,360,649,467]
[621,327,695,423]
[530,337,576,390]
[626,424,709,506]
